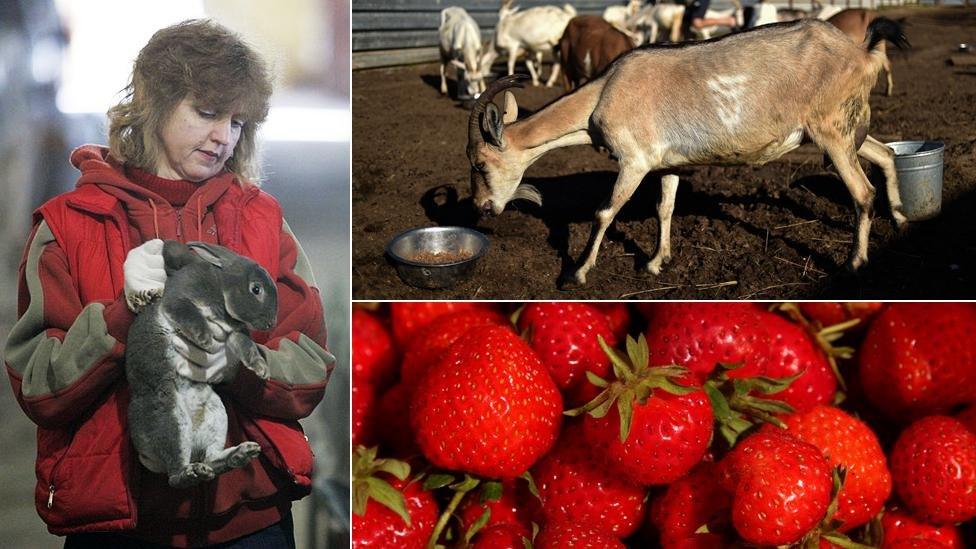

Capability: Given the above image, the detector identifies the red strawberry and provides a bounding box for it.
[470,523,530,548]
[390,302,491,347]
[762,314,837,413]
[373,382,419,457]
[890,415,976,525]
[352,308,397,391]
[529,422,647,538]
[719,430,833,545]
[591,302,631,342]
[954,405,976,435]
[410,325,562,478]
[518,302,617,406]
[859,303,976,420]
[885,539,952,549]
[643,302,771,381]
[576,335,713,486]
[667,533,730,549]
[456,479,531,540]
[798,302,883,330]
[352,383,377,448]
[881,504,962,549]
[400,308,509,387]
[650,461,731,547]
[780,405,891,531]
[535,520,626,549]
[352,448,438,549]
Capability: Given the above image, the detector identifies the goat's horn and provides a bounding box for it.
[468,74,529,148]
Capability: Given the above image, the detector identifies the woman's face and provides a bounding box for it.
[156,97,244,182]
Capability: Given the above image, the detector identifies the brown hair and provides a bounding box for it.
[107,19,273,182]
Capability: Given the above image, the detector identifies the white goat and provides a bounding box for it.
[630,2,742,43]
[480,1,577,87]
[603,0,644,30]
[439,7,486,99]
[466,19,909,287]
[752,1,780,28]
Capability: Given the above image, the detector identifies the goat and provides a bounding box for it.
[439,7,486,99]
[777,8,809,23]
[559,16,637,90]
[828,9,894,96]
[630,3,686,43]
[603,0,644,30]
[480,1,577,87]
[466,19,910,288]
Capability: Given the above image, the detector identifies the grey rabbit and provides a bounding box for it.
[126,240,278,488]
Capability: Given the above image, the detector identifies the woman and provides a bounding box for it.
[3,20,334,548]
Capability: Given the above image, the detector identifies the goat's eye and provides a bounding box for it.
[475,161,486,171]
[250,283,263,296]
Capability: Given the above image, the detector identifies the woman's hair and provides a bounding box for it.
[107,19,273,182]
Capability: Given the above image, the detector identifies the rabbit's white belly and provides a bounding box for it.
[173,375,227,456]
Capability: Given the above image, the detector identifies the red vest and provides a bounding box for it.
[30,181,313,536]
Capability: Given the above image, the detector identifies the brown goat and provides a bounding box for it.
[828,9,894,95]
[559,16,636,91]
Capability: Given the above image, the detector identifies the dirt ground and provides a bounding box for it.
[352,7,976,300]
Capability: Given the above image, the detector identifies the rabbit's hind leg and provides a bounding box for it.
[169,462,215,488]
[205,441,263,476]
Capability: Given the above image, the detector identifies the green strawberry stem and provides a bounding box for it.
[774,302,860,392]
[352,445,412,525]
[427,475,480,549]
[704,363,798,447]
[797,466,875,549]
[564,334,695,442]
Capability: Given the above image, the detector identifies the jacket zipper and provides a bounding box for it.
[176,207,183,241]
[47,432,78,510]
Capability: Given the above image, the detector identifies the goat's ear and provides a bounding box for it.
[483,103,505,147]
[502,91,518,125]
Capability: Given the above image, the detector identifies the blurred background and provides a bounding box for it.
[0,0,350,547]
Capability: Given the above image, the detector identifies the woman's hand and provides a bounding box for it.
[123,239,167,312]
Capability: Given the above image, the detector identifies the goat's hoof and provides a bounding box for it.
[893,213,909,232]
[846,256,868,272]
[557,272,586,290]
[645,256,671,275]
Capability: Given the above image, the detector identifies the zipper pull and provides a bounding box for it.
[176,208,183,240]
[47,485,55,509]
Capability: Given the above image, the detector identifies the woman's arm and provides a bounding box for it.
[223,219,335,420]
[3,221,133,428]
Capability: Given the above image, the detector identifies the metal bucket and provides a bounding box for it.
[886,140,945,221]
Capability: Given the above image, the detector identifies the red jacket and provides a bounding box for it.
[4,146,334,547]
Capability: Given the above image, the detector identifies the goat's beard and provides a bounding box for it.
[512,184,542,206]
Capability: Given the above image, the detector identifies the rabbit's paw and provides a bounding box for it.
[245,356,270,380]
[228,442,262,468]
[169,462,215,488]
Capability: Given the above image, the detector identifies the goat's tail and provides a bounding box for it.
[864,17,910,52]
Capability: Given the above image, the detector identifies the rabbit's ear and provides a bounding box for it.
[186,242,226,269]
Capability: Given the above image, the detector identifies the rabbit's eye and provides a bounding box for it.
[250,283,263,296]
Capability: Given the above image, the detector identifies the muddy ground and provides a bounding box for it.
[353,7,976,299]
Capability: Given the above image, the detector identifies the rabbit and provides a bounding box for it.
[125,240,278,489]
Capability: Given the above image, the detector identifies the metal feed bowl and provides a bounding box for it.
[385,226,490,289]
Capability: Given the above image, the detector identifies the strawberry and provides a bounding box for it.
[352,308,398,392]
[456,479,531,541]
[390,302,492,348]
[885,539,953,549]
[859,303,976,420]
[890,415,976,525]
[881,504,962,549]
[352,448,438,548]
[573,335,713,486]
[954,405,976,435]
[470,523,530,549]
[591,302,631,342]
[667,533,730,549]
[373,382,420,457]
[643,302,771,381]
[352,383,377,448]
[529,421,647,538]
[780,405,891,531]
[410,325,562,478]
[535,520,627,549]
[518,302,617,406]
[798,302,883,330]
[719,430,833,545]
[762,314,837,413]
[399,307,509,387]
[650,461,732,547]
